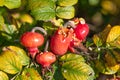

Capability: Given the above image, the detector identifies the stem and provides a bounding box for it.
[44,40,49,52]
[64,21,76,28]
[31,27,47,36]
[11,71,21,80]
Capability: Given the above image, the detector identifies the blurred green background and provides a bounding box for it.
[76,0,120,34]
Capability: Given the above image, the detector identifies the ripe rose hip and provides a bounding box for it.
[20,32,44,58]
[74,18,89,41]
[36,52,56,67]
[50,28,74,55]
[20,32,44,47]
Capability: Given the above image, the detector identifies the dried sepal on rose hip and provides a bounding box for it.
[50,27,74,55]
[20,27,47,58]
[36,51,56,67]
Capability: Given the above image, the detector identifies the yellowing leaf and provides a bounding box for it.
[20,14,33,24]
[17,68,43,80]
[0,0,21,9]
[57,0,78,6]
[112,50,120,62]
[0,15,4,26]
[95,52,119,75]
[106,25,120,43]
[0,71,9,80]
[0,51,22,74]
[98,24,112,43]
[62,62,94,80]
[60,53,85,62]
[5,46,30,66]
[60,54,94,80]
[92,34,102,47]
[109,36,120,48]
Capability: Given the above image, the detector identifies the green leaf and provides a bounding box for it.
[1,24,17,34]
[62,62,95,80]
[31,7,55,21]
[0,0,21,9]
[0,15,4,26]
[60,54,94,80]
[59,53,85,62]
[0,51,22,74]
[57,0,78,6]
[5,46,30,66]
[16,68,43,80]
[0,71,9,80]
[56,6,75,19]
[28,0,55,10]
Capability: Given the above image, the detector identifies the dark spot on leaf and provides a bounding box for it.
[26,72,30,77]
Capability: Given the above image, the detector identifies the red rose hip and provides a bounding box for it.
[36,52,56,67]
[20,32,44,58]
[50,28,74,55]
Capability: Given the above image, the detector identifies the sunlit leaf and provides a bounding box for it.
[31,7,55,21]
[5,46,30,66]
[60,53,85,62]
[0,51,22,74]
[0,71,9,80]
[20,14,33,24]
[60,53,94,80]
[109,36,120,49]
[57,0,78,6]
[16,68,43,80]
[27,0,55,10]
[0,0,21,9]
[62,61,95,80]
[56,6,75,19]
[106,25,120,43]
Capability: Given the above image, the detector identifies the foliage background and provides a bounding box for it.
[0,0,120,80]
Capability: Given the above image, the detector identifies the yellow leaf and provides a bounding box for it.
[20,14,33,24]
[0,51,22,74]
[106,25,120,43]
[0,71,9,80]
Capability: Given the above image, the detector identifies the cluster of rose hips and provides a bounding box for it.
[20,18,89,68]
